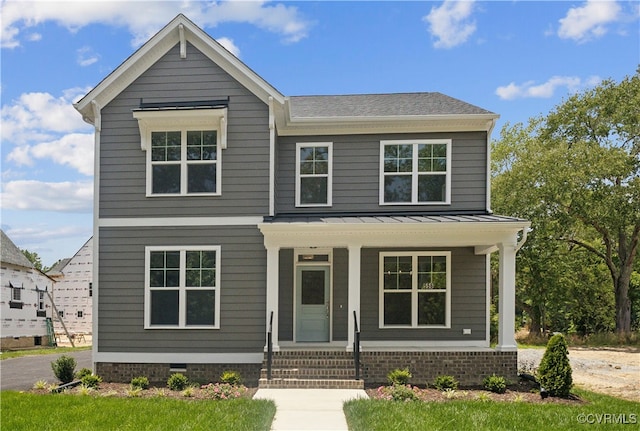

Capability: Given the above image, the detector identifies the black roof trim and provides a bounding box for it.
[134,97,229,111]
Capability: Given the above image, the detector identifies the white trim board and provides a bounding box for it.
[94,352,264,364]
[99,216,263,227]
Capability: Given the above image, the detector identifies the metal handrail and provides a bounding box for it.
[353,310,360,380]
[267,311,274,380]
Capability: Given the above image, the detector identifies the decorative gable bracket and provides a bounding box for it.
[133,107,228,151]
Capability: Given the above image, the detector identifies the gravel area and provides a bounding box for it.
[518,347,640,402]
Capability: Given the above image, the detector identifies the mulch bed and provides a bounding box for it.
[31,382,258,400]
[365,380,584,404]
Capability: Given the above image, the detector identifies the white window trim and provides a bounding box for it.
[133,109,227,197]
[378,251,451,329]
[144,245,221,330]
[379,139,452,205]
[295,142,333,207]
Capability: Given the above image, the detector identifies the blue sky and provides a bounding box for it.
[1,0,638,267]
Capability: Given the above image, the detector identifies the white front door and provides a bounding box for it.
[295,265,330,342]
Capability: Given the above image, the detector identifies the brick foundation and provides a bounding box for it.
[360,350,517,386]
[95,362,261,386]
[95,350,517,388]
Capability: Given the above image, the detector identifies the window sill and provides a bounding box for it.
[144,325,220,330]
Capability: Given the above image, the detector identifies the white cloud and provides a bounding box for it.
[8,133,94,176]
[4,225,90,244]
[558,0,621,42]
[0,180,93,212]
[424,0,476,49]
[496,75,602,100]
[77,46,99,67]
[1,0,310,48]
[1,90,91,145]
[216,37,240,58]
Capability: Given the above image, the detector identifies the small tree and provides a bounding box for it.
[537,333,572,397]
[51,355,76,384]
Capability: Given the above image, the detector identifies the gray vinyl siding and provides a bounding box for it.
[332,248,348,341]
[278,249,294,341]
[360,247,487,341]
[97,225,266,353]
[99,42,270,218]
[275,132,487,214]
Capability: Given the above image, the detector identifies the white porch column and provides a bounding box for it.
[496,240,517,351]
[347,244,362,350]
[265,244,280,351]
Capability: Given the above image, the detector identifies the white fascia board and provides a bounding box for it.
[94,352,264,364]
[259,220,531,249]
[275,102,499,136]
[74,15,284,124]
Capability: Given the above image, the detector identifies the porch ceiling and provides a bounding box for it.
[259,214,530,251]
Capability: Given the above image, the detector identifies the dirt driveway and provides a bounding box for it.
[518,347,640,402]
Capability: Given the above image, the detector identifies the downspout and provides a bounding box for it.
[268,97,275,217]
[516,227,529,252]
[486,118,498,214]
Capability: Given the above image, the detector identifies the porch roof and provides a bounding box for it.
[262,213,527,225]
[258,213,530,251]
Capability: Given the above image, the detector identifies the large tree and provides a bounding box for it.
[492,70,639,334]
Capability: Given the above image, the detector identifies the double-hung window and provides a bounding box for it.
[296,142,332,206]
[133,108,227,197]
[380,140,451,205]
[150,130,218,195]
[145,246,220,329]
[379,252,450,328]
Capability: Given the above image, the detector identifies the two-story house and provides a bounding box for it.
[74,14,529,387]
[1,230,54,350]
[47,237,93,336]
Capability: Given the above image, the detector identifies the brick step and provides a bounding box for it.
[260,367,357,380]
[258,378,364,389]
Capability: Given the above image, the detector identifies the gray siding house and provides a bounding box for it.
[75,14,529,387]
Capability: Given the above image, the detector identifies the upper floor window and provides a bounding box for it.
[296,142,332,207]
[150,130,218,195]
[133,108,227,197]
[145,246,221,329]
[380,140,451,205]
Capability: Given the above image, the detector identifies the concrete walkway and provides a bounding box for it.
[254,388,368,431]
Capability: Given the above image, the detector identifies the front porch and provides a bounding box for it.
[258,214,528,388]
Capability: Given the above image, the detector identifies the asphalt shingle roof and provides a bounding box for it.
[288,92,495,118]
[1,230,33,268]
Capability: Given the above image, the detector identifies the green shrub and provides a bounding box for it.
[375,384,420,401]
[130,376,150,390]
[167,373,189,391]
[220,370,242,385]
[432,375,458,391]
[51,355,76,384]
[75,368,92,380]
[80,374,102,389]
[537,333,573,397]
[387,368,412,386]
[201,382,248,400]
[483,374,507,394]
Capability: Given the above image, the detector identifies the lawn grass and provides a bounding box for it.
[0,346,91,360]
[344,389,639,431]
[1,391,276,431]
